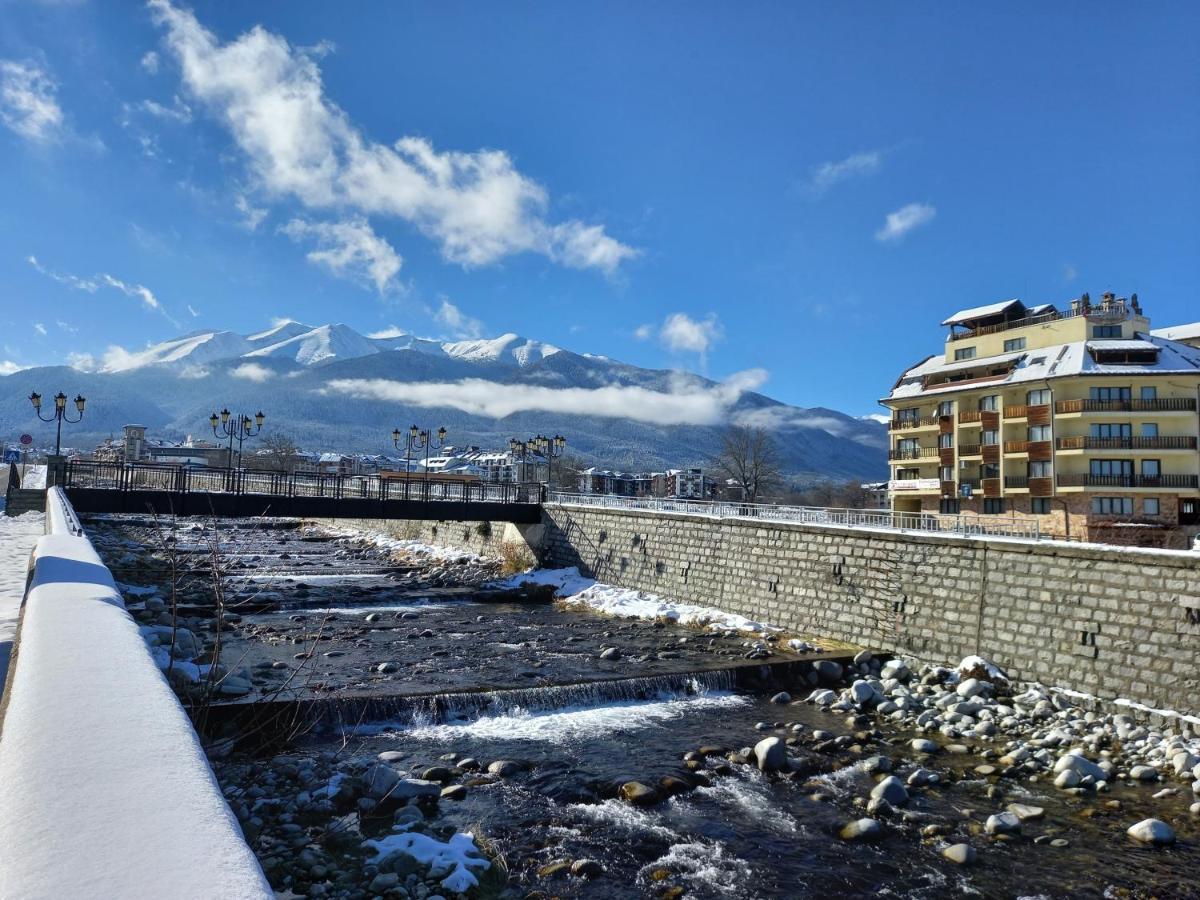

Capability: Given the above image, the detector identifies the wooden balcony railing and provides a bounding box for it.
[946,303,1131,342]
[888,447,940,460]
[1004,476,1028,489]
[957,410,982,424]
[890,416,940,430]
[1055,398,1197,414]
[958,444,982,457]
[1055,436,1198,451]
[1056,474,1200,489]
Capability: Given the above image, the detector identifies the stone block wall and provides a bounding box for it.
[539,503,1200,716]
[317,517,540,564]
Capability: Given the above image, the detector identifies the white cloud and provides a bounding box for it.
[55,319,77,333]
[178,363,211,379]
[807,150,882,194]
[434,298,483,338]
[0,360,24,375]
[141,51,160,74]
[28,254,163,312]
[281,216,402,293]
[230,362,274,382]
[65,351,96,371]
[99,345,139,370]
[33,322,47,335]
[367,325,408,339]
[186,304,200,317]
[149,1,636,274]
[235,193,267,230]
[875,202,936,243]
[1062,263,1077,283]
[0,60,63,142]
[137,95,192,123]
[633,323,653,341]
[323,368,768,426]
[660,312,723,355]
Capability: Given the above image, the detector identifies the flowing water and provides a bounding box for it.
[87,515,1200,899]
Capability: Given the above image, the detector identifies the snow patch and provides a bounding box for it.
[363,831,490,893]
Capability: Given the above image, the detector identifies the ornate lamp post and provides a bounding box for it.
[210,407,265,475]
[30,390,86,456]
[509,437,539,483]
[392,425,446,492]
[533,434,566,487]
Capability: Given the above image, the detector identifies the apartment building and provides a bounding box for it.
[881,293,1200,547]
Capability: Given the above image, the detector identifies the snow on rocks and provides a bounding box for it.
[363,831,491,893]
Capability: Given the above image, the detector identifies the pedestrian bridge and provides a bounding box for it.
[58,461,544,523]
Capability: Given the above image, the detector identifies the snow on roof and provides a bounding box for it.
[1084,340,1159,352]
[886,333,1200,401]
[1151,322,1200,342]
[941,299,1023,327]
[1026,303,1056,316]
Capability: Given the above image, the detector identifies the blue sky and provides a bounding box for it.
[1,1,1197,416]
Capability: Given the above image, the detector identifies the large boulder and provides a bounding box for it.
[1127,819,1175,845]
[754,737,787,773]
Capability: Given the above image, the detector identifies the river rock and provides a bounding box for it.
[881,659,909,681]
[1006,803,1045,822]
[839,818,883,841]
[599,647,621,660]
[942,843,976,865]
[1054,769,1081,789]
[440,785,466,801]
[770,692,791,704]
[1127,818,1175,845]
[956,678,990,699]
[754,737,787,772]
[1053,752,1106,782]
[870,776,908,806]
[487,760,520,777]
[375,662,398,674]
[985,812,1021,835]
[570,859,604,878]
[911,738,940,754]
[619,782,658,806]
[814,660,843,683]
[1129,765,1158,782]
[363,764,401,799]
[860,755,892,775]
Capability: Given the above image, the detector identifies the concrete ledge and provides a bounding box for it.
[0,488,270,900]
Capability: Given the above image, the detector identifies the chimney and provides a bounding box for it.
[1069,297,1082,315]
[1131,292,1141,314]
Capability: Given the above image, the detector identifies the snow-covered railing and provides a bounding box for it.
[548,492,1044,541]
[0,487,270,900]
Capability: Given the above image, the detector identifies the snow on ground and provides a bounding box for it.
[363,830,490,893]
[0,511,44,692]
[20,464,46,489]
[490,566,786,637]
[315,524,490,563]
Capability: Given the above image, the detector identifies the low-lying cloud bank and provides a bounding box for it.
[321,370,768,426]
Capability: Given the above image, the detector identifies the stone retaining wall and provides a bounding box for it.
[316,517,541,565]
[539,503,1200,718]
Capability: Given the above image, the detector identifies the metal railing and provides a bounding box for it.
[1055,398,1197,414]
[889,416,940,430]
[549,492,1043,540]
[1056,473,1200,489]
[946,303,1131,342]
[1056,436,1198,451]
[62,461,544,505]
[888,447,940,460]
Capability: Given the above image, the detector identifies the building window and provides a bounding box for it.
[981,429,998,445]
[1140,386,1157,401]
[1091,459,1133,477]
[1090,386,1131,401]
[1091,423,1131,438]
[896,468,921,480]
[937,401,954,417]
[1028,460,1052,477]
[1093,325,1121,338]
[940,499,961,514]
[981,464,999,479]
[954,346,977,361]
[1092,496,1133,515]
[1028,425,1051,441]
[897,407,922,425]
[1141,459,1161,477]
[939,466,954,482]
[979,395,999,411]
[983,498,1006,515]
[1141,423,1158,437]
[938,433,954,449]
[1026,388,1050,405]
[897,438,919,453]
[1144,498,1161,516]
[1031,498,1052,514]
[1004,337,1027,352]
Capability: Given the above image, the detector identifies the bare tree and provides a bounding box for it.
[549,452,589,492]
[258,432,300,473]
[713,425,784,502]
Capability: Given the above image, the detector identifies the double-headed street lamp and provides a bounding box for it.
[392,424,447,488]
[210,407,265,472]
[533,434,566,487]
[29,390,86,456]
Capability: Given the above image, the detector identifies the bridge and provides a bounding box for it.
[56,460,545,523]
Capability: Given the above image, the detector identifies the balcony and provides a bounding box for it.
[890,416,939,430]
[958,444,981,457]
[957,410,982,424]
[1056,474,1200,489]
[946,302,1131,342]
[1055,398,1197,414]
[1055,436,1198,451]
[888,447,940,461]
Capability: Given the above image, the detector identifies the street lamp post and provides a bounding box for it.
[509,437,540,484]
[29,390,86,456]
[210,408,265,485]
[534,434,567,488]
[392,425,446,497]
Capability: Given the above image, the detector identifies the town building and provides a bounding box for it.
[881,293,1200,547]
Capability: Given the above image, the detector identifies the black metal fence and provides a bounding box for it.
[63,461,544,505]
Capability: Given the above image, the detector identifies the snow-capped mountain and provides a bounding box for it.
[3,321,886,482]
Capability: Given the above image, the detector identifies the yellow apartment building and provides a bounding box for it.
[881,292,1200,547]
